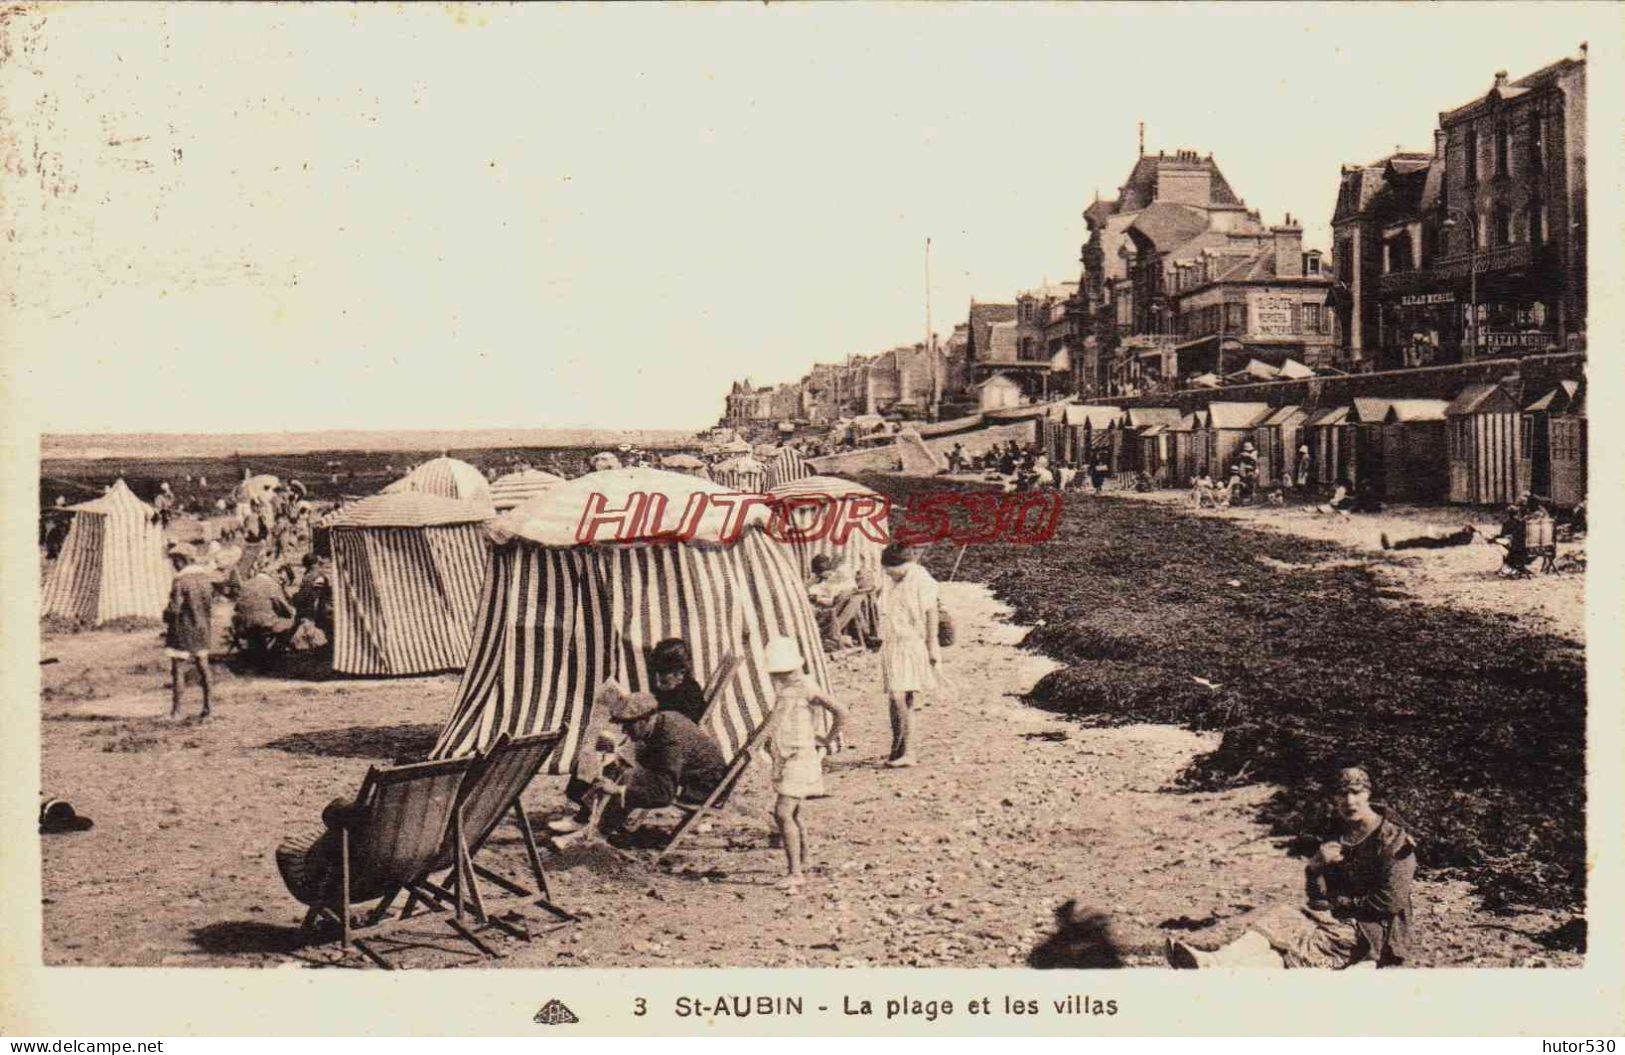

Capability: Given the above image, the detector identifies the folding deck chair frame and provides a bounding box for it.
[403,731,575,939]
[296,755,487,969]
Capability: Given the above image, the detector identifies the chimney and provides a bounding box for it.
[1272,215,1304,279]
[1493,69,1509,88]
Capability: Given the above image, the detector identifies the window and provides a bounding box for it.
[1492,204,1512,247]
[1529,113,1545,171]
[1519,417,1533,452]
[1528,201,1547,247]
[1225,303,1246,332]
[1305,253,1321,275]
[1465,128,1479,186]
[1303,304,1323,334]
[1495,122,1511,176]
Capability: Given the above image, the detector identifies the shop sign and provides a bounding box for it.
[1249,293,1295,337]
[1483,332,1554,349]
[1401,292,1455,306]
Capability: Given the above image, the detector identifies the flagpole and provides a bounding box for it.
[925,237,937,420]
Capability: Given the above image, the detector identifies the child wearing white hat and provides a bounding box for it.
[757,636,847,891]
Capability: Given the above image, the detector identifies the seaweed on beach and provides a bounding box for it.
[863,475,1585,914]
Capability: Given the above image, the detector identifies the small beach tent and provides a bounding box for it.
[41,479,171,625]
[430,468,832,771]
[769,475,891,580]
[753,444,780,459]
[1252,405,1308,487]
[1168,411,1209,483]
[660,453,713,481]
[382,456,493,505]
[1446,384,1523,506]
[1519,382,1585,507]
[712,455,768,492]
[1204,402,1272,477]
[1305,405,1352,486]
[1348,399,1450,502]
[1278,358,1316,380]
[327,493,493,676]
[718,438,753,455]
[489,469,565,512]
[763,446,813,490]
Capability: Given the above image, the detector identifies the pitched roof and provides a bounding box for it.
[1127,202,1211,252]
[1116,152,1243,212]
[1124,406,1183,428]
[1441,56,1584,125]
[1258,405,1305,427]
[1206,402,1272,429]
[1446,383,1520,416]
[1351,397,1392,424]
[1523,380,1582,413]
[1306,405,1351,427]
[1061,404,1125,429]
[985,320,1021,362]
[1278,358,1316,380]
[968,302,1017,357]
[1384,399,1450,423]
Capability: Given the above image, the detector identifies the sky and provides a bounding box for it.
[3,2,1617,436]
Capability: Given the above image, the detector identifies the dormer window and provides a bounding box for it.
[1304,252,1322,276]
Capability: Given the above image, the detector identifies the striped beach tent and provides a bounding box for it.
[763,446,812,490]
[381,456,493,505]
[430,468,831,772]
[768,475,891,580]
[712,455,768,492]
[489,469,565,512]
[41,479,171,625]
[328,493,493,676]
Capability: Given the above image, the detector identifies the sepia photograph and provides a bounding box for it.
[3,0,1621,1038]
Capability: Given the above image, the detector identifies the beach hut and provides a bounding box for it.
[1204,402,1272,478]
[1348,398,1450,503]
[769,475,890,580]
[489,469,565,512]
[1446,384,1523,506]
[41,479,171,625]
[660,453,712,481]
[1120,408,1181,483]
[1167,410,1208,484]
[382,456,493,505]
[327,493,493,676]
[713,455,768,492]
[763,446,813,490]
[1059,405,1124,468]
[429,468,831,771]
[1253,406,1308,487]
[1305,405,1353,487]
[1519,382,1586,508]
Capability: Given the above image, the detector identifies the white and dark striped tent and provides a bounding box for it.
[712,455,768,492]
[763,446,812,490]
[328,493,493,676]
[489,469,565,512]
[431,467,831,771]
[381,456,493,505]
[768,475,891,580]
[42,479,171,625]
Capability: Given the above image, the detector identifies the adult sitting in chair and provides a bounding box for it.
[648,638,708,725]
[550,689,727,841]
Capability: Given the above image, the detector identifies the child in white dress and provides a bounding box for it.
[757,637,847,891]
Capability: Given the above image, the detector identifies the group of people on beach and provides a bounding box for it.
[543,539,942,890]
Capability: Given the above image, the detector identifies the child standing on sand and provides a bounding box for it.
[758,637,846,891]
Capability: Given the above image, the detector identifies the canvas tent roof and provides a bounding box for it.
[1278,358,1316,380]
[660,454,706,470]
[383,456,492,503]
[494,467,773,548]
[489,468,566,511]
[1524,380,1582,414]
[329,492,494,529]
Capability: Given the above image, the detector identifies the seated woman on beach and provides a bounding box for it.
[1165,766,1416,969]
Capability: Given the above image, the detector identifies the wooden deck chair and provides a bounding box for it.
[282,756,477,969]
[403,731,573,936]
[655,708,778,864]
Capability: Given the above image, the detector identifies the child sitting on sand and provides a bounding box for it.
[757,637,847,891]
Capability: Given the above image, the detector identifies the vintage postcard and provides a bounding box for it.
[2,1,1622,1038]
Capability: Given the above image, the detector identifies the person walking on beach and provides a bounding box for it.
[876,541,940,767]
[163,545,215,718]
[757,637,847,891]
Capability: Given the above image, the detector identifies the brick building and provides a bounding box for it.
[1335,49,1586,370]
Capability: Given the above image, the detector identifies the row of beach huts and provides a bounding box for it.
[1029,378,1586,508]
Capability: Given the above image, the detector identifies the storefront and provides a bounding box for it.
[1381,282,1560,364]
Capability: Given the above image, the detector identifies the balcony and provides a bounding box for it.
[1377,242,1544,295]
